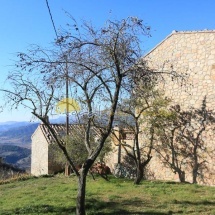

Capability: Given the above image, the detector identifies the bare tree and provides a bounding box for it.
[2,17,153,214]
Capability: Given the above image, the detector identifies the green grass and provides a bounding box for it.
[0,175,215,214]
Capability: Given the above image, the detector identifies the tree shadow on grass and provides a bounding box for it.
[2,198,211,215]
[172,199,215,206]
[0,204,76,215]
[85,198,181,215]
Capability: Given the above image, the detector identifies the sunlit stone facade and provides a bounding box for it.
[145,30,215,185]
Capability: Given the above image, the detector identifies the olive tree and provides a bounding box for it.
[116,82,170,184]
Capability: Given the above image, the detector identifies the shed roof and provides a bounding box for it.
[33,123,101,144]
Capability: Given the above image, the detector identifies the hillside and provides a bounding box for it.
[0,121,32,132]
[0,122,38,170]
[0,145,31,170]
[0,176,215,214]
[0,123,39,147]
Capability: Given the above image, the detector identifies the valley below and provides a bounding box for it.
[0,122,39,171]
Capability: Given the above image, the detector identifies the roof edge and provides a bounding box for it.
[31,124,41,139]
[144,29,215,57]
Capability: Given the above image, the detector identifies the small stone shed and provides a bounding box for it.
[31,123,131,176]
[31,124,85,176]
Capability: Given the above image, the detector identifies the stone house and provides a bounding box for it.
[105,30,215,185]
[31,124,61,176]
[144,30,215,185]
[31,123,132,176]
[31,30,215,185]
[31,124,86,176]
[145,30,215,110]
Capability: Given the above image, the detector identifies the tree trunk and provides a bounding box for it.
[76,169,87,215]
[192,170,198,184]
[192,163,198,184]
[192,148,198,184]
[178,170,185,183]
[134,163,143,185]
[65,163,71,176]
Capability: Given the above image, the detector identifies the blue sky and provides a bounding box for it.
[0,0,215,122]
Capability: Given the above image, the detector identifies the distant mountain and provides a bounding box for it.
[0,121,33,132]
[0,122,38,171]
[16,155,31,171]
[50,115,77,124]
[0,123,39,147]
[0,115,76,130]
[0,145,31,170]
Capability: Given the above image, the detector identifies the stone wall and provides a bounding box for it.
[31,126,49,176]
[105,127,134,174]
[145,30,215,109]
[145,30,215,185]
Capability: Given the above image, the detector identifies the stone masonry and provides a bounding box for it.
[144,30,215,185]
[31,124,67,176]
[31,125,49,176]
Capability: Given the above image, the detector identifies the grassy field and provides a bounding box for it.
[0,175,214,215]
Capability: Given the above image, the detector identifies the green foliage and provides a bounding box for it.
[116,84,172,183]
[97,137,112,163]
[49,135,88,167]
[49,134,113,167]
[0,176,214,214]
